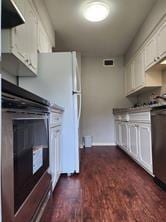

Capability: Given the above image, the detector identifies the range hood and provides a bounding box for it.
[2,0,25,29]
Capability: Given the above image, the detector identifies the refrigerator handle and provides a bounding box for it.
[76,64,81,92]
[72,52,81,92]
[78,94,82,126]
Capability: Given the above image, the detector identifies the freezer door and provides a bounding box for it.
[72,52,81,93]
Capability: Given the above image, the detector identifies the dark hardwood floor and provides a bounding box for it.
[44,147,166,222]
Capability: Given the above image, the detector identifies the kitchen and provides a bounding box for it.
[0,0,166,221]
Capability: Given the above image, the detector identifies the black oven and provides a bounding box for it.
[2,79,51,222]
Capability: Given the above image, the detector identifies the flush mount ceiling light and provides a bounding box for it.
[83,1,110,22]
[160,59,166,65]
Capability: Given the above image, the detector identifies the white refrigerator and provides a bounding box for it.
[19,52,81,174]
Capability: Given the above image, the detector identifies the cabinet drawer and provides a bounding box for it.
[129,112,151,123]
[50,112,62,126]
[114,114,129,121]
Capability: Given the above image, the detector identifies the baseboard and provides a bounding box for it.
[92,143,116,146]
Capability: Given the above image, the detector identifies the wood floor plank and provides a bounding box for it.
[44,147,166,222]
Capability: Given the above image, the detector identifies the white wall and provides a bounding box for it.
[125,0,166,63]
[80,56,133,146]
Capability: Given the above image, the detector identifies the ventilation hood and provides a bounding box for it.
[2,0,25,29]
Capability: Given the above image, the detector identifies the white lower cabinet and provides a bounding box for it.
[138,123,153,173]
[50,126,62,191]
[115,121,122,146]
[128,123,139,159]
[115,112,153,175]
[121,122,128,151]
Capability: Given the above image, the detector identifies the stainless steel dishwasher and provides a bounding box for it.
[151,106,166,190]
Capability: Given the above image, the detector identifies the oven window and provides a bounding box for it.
[13,118,49,213]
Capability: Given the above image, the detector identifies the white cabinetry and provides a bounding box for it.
[145,37,157,70]
[50,126,61,190]
[125,61,134,94]
[25,0,38,72]
[2,0,38,76]
[49,110,63,191]
[134,49,145,89]
[145,17,166,71]
[138,124,152,173]
[114,112,153,175]
[38,21,52,53]
[125,15,166,96]
[157,18,166,61]
[121,122,128,151]
[125,47,161,96]
[115,121,121,146]
[128,123,139,159]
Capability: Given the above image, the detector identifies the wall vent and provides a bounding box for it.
[103,59,114,67]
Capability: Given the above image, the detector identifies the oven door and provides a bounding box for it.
[2,110,49,221]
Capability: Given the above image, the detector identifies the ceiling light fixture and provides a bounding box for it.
[160,59,166,65]
[83,1,110,22]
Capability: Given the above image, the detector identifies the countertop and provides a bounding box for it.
[50,103,64,112]
[113,103,166,115]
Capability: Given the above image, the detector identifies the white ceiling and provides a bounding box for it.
[44,0,157,56]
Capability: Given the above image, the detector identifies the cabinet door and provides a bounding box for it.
[50,128,58,190]
[128,124,139,159]
[49,127,61,191]
[115,121,120,145]
[134,50,145,89]
[121,122,128,151]
[115,121,122,146]
[145,37,157,70]
[157,19,166,60]
[12,1,26,62]
[38,22,52,53]
[138,124,153,173]
[125,61,134,94]
[25,1,38,73]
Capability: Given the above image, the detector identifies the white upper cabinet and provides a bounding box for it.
[38,21,52,53]
[125,60,134,94]
[2,0,54,76]
[157,18,166,61]
[25,0,38,73]
[125,15,166,96]
[2,0,38,76]
[134,49,145,89]
[145,37,157,71]
[145,17,166,71]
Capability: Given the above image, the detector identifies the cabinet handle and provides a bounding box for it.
[157,57,160,60]
[154,58,157,62]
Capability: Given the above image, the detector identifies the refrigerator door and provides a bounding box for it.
[72,52,81,93]
[19,52,77,174]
